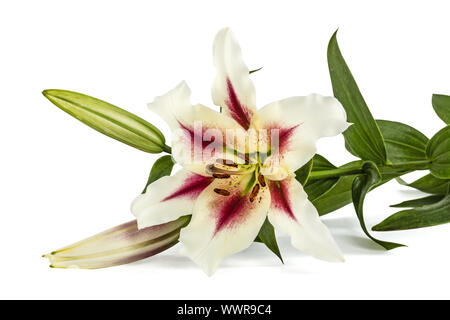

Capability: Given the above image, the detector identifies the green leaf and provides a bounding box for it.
[311,154,337,171]
[310,160,365,215]
[305,179,340,203]
[373,187,450,231]
[426,125,450,179]
[295,158,313,185]
[398,174,450,195]
[328,31,387,164]
[378,165,412,181]
[43,89,167,153]
[390,195,445,208]
[316,180,351,214]
[377,120,429,164]
[304,155,338,202]
[432,94,450,124]
[142,155,175,193]
[255,218,283,263]
[312,176,353,215]
[351,162,405,249]
[311,160,365,215]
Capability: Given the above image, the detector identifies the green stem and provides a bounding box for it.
[307,160,431,181]
[162,144,172,154]
[308,164,363,180]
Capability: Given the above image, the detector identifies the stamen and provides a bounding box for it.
[215,158,238,167]
[258,174,266,187]
[214,188,231,196]
[249,184,260,202]
[213,173,231,179]
[207,163,251,176]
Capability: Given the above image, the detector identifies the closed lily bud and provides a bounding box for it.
[42,89,169,154]
[43,215,190,269]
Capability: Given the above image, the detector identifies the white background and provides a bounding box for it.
[1,0,449,299]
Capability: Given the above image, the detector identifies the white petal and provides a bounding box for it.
[147,81,192,130]
[267,176,344,262]
[257,94,350,178]
[179,174,270,275]
[212,28,256,130]
[131,169,212,229]
[148,82,248,175]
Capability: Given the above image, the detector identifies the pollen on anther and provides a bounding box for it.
[214,188,231,196]
[249,184,260,202]
[213,173,231,179]
[258,174,266,187]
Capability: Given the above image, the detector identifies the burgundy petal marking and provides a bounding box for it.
[177,120,229,163]
[279,125,299,147]
[273,124,300,154]
[269,180,296,221]
[177,120,217,150]
[214,193,251,235]
[226,78,252,130]
[162,174,212,202]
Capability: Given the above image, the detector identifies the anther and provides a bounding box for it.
[215,158,238,167]
[258,174,266,187]
[213,173,231,179]
[249,184,260,202]
[214,188,231,196]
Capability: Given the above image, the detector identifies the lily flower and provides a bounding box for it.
[131,28,349,275]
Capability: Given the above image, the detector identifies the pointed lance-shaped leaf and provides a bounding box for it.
[377,120,429,164]
[310,154,338,171]
[142,155,175,193]
[42,89,168,153]
[397,174,450,195]
[254,218,284,263]
[43,215,191,269]
[426,125,450,179]
[328,31,387,164]
[373,186,450,231]
[390,195,445,208]
[432,94,450,125]
[352,162,405,249]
